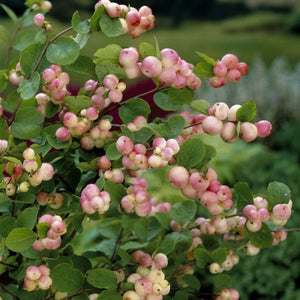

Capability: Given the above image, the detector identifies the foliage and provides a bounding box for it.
[0,1,298,300]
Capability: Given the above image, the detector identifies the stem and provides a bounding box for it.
[5,25,22,69]
[111,228,124,262]
[284,228,300,232]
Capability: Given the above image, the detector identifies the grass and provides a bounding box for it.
[0,11,299,78]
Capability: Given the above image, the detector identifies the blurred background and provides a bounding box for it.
[1,0,300,299]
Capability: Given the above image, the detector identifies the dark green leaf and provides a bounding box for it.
[243,222,273,248]
[0,216,17,237]
[5,228,36,252]
[169,200,197,226]
[98,218,122,239]
[97,290,122,300]
[16,207,38,229]
[159,115,186,139]
[159,231,192,255]
[181,274,201,290]
[213,274,232,292]
[46,37,80,65]
[104,180,127,203]
[90,5,106,31]
[267,181,291,208]
[95,60,126,82]
[64,55,96,79]
[234,182,253,212]
[0,4,18,25]
[0,118,9,140]
[177,137,206,169]
[194,247,211,268]
[51,263,84,293]
[236,101,256,122]
[13,29,38,51]
[174,291,189,300]
[100,15,123,37]
[210,248,227,264]
[106,142,122,160]
[119,98,150,124]
[86,268,117,289]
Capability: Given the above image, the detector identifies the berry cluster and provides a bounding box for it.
[42,64,70,104]
[119,47,201,89]
[80,183,111,215]
[23,265,52,292]
[209,53,248,88]
[123,251,170,300]
[32,214,67,251]
[209,251,240,274]
[95,0,155,38]
[215,288,240,300]
[36,192,64,209]
[2,148,54,196]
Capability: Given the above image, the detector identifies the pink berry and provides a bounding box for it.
[116,136,134,155]
[63,112,78,128]
[141,56,163,78]
[213,60,228,77]
[239,122,258,142]
[168,166,189,188]
[236,62,248,76]
[256,120,272,137]
[39,163,54,181]
[119,47,140,66]
[55,127,71,142]
[221,54,239,69]
[202,116,223,135]
[226,69,241,83]
[105,2,122,18]
[160,48,180,68]
[26,266,42,281]
[220,122,238,143]
[34,13,45,26]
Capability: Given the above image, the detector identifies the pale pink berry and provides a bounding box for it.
[38,274,52,290]
[23,159,38,173]
[40,1,52,12]
[171,73,187,89]
[124,65,142,79]
[189,172,209,191]
[220,122,238,143]
[239,122,258,142]
[116,136,134,155]
[141,56,163,78]
[63,112,78,128]
[202,116,223,135]
[273,204,291,220]
[221,54,239,69]
[9,71,23,85]
[157,67,177,86]
[42,68,56,82]
[42,237,61,250]
[0,140,8,155]
[168,166,189,188]
[160,48,180,68]
[34,13,45,26]
[213,60,228,77]
[236,62,248,76]
[135,201,151,216]
[24,277,37,291]
[227,104,241,121]
[119,47,139,66]
[105,2,122,18]
[26,266,42,281]
[56,127,71,141]
[135,278,152,297]
[226,69,241,83]
[256,120,272,137]
[154,253,168,269]
[253,196,268,209]
[209,262,222,274]
[122,290,140,300]
[109,89,123,103]
[39,163,54,181]
[126,10,141,26]
[200,191,218,207]
[246,220,262,232]
[209,76,227,88]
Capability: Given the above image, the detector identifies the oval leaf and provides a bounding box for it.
[119,98,150,124]
[86,268,117,289]
[169,200,197,226]
[236,101,256,122]
[46,36,80,65]
[100,15,123,37]
[5,228,36,252]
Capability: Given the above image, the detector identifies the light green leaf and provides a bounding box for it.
[168,86,195,104]
[236,101,256,122]
[191,99,211,114]
[106,142,122,160]
[196,51,216,66]
[153,92,181,111]
[0,4,18,25]
[194,61,215,79]
[139,42,156,59]
[94,44,123,63]
[0,25,9,45]
[90,4,106,31]
[64,95,93,113]
[194,247,211,268]
[100,15,123,37]
[267,181,291,208]
[17,71,40,100]
[95,60,126,82]
[72,11,90,34]
[5,228,37,252]
[46,36,80,65]
[64,55,96,79]
[13,29,37,51]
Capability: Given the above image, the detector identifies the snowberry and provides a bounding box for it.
[34,13,45,26]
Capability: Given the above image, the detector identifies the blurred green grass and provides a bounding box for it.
[0,11,299,75]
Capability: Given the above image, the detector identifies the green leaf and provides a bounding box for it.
[194,144,217,170]
[16,207,38,229]
[11,106,44,140]
[96,176,105,190]
[243,222,273,248]
[97,290,122,300]
[51,263,84,293]
[177,137,206,169]
[98,218,122,239]
[200,234,220,251]
[44,124,70,149]
[119,98,150,124]
[0,216,17,237]
[0,25,9,45]
[169,200,197,226]
[154,211,172,229]
[72,11,90,34]
[74,32,91,49]
[181,274,201,291]
[94,44,123,63]
[64,95,93,113]
[5,228,36,252]
[36,222,50,239]
[194,61,215,79]
[0,71,7,93]
[194,247,211,268]
[77,157,99,171]
[1,91,19,113]
[0,118,9,140]
[106,142,122,160]
[159,231,192,255]
[0,4,18,25]
[234,182,253,211]
[86,268,117,289]
[191,99,211,114]
[174,291,189,300]
[236,101,256,122]
[100,15,123,37]
[64,55,97,79]
[196,51,216,65]
[139,42,156,58]
[168,86,195,105]
[159,115,186,139]
[13,29,38,51]
[17,72,40,100]
[90,4,106,31]
[153,91,181,111]
[95,60,126,82]
[213,274,232,292]
[133,217,161,242]
[267,181,291,208]
[46,37,80,66]
[210,248,227,265]
[2,156,22,167]
[104,180,127,203]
